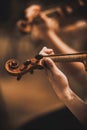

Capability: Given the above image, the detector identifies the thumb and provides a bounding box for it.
[42,58,59,74]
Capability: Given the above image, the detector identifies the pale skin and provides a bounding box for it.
[40,46,87,126]
[20,5,87,126]
[38,12,87,125]
[24,5,87,100]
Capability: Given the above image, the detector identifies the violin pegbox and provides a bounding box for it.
[5,55,43,80]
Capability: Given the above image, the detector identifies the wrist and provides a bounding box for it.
[58,87,74,102]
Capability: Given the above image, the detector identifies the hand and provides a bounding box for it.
[24,5,59,40]
[40,47,69,97]
[25,5,41,22]
[30,15,59,41]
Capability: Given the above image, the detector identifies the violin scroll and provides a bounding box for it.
[5,55,43,80]
[5,59,19,74]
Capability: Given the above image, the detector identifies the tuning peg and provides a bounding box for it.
[23,60,31,66]
[35,54,43,60]
[17,74,22,80]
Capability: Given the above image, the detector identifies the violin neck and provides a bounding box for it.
[44,53,87,63]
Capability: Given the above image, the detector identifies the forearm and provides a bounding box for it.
[56,86,87,125]
[47,30,76,53]
[40,47,87,126]
[46,30,86,85]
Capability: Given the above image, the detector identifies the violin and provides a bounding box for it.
[5,52,87,80]
[17,1,86,33]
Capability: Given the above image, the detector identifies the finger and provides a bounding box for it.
[42,58,53,68]
[42,58,62,76]
[42,58,57,82]
[25,5,41,22]
[39,46,54,55]
[40,14,50,23]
